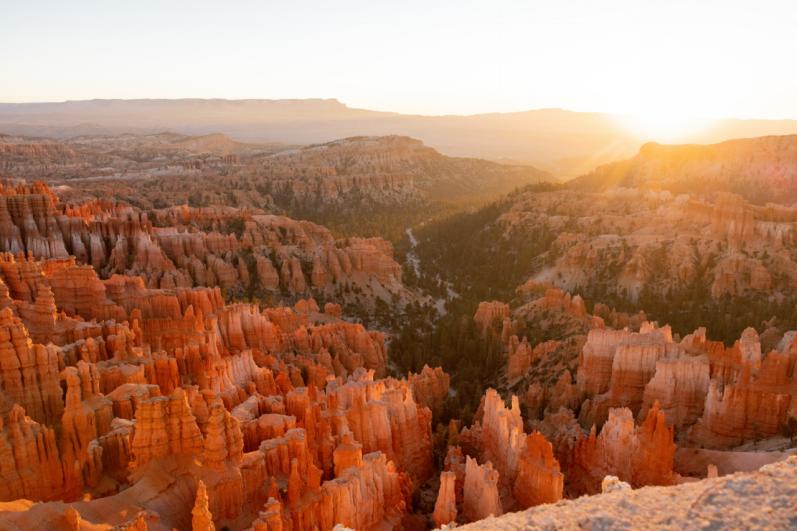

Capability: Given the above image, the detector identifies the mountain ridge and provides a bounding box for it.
[4,98,797,177]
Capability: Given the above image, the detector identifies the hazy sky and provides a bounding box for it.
[2,0,797,119]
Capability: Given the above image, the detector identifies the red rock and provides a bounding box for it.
[0,182,410,309]
[578,324,675,427]
[480,389,524,483]
[333,432,363,476]
[514,432,564,507]
[130,388,203,469]
[202,401,244,471]
[547,371,581,414]
[477,389,563,509]
[433,470,457,527]
[323,302,342,318]
[407,365,450,415]
[639,354,710,430]
[59,361,111,492]
[249,497,287,530]
[570,403,675,495]
[0,404,65,501]
[0,307,63,425]
[463,456,502,522]
[328,374,433,482]
[192,480,215,531]
[443,445,466,501]
[689,355,794,448]
[473,301,510,336]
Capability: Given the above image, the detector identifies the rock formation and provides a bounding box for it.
[0,233,425,529]
[463,456,502,522]
[513,432,565,507]
[0,404,65,501]
[457,456,797,530]
[460,389,563,513]
[0,164,796,531]
[192,480,215,531]
[432,470,457,527]
[569,403,676,495]
[407,365,450,415]
[0,181,413,311]
[473,301,510,336]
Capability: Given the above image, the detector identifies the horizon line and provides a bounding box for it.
[2,97,797,123]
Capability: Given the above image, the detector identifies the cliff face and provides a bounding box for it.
[255,135,547,204]
[688,342,796,448]
[0,307,63,425]
[432,470,457,527]
[326,371,434,483]
[0,404,64,501]
[129,388,204,469]
[0,164,795,530]
[577,324,678,427]
[513,432,565,507]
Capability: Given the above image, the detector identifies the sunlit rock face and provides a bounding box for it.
[559,318,796,450]
[568,403,676,495]
[577,323,679,428]
[480,279,797,512]
[0,133,549,214]
[577,135,797,205]
[687,341,795,449]
[433,470,458,527]
[1,155,797,530]
[0,251,428,528]
[491,178,797,307]
[0,181,412,312]
[463,456,502,522]
[0,181,442,530]
[451,388,563,522]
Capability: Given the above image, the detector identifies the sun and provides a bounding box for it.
[617,108,713,144]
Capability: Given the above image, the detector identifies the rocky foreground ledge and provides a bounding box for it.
[457,456,797,530]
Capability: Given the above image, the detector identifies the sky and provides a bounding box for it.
[2,0,797,122]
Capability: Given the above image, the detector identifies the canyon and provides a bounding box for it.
[7,0,797,524]
[0,133,548,220]
[0,226,435,528]
[0,131,795,529]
